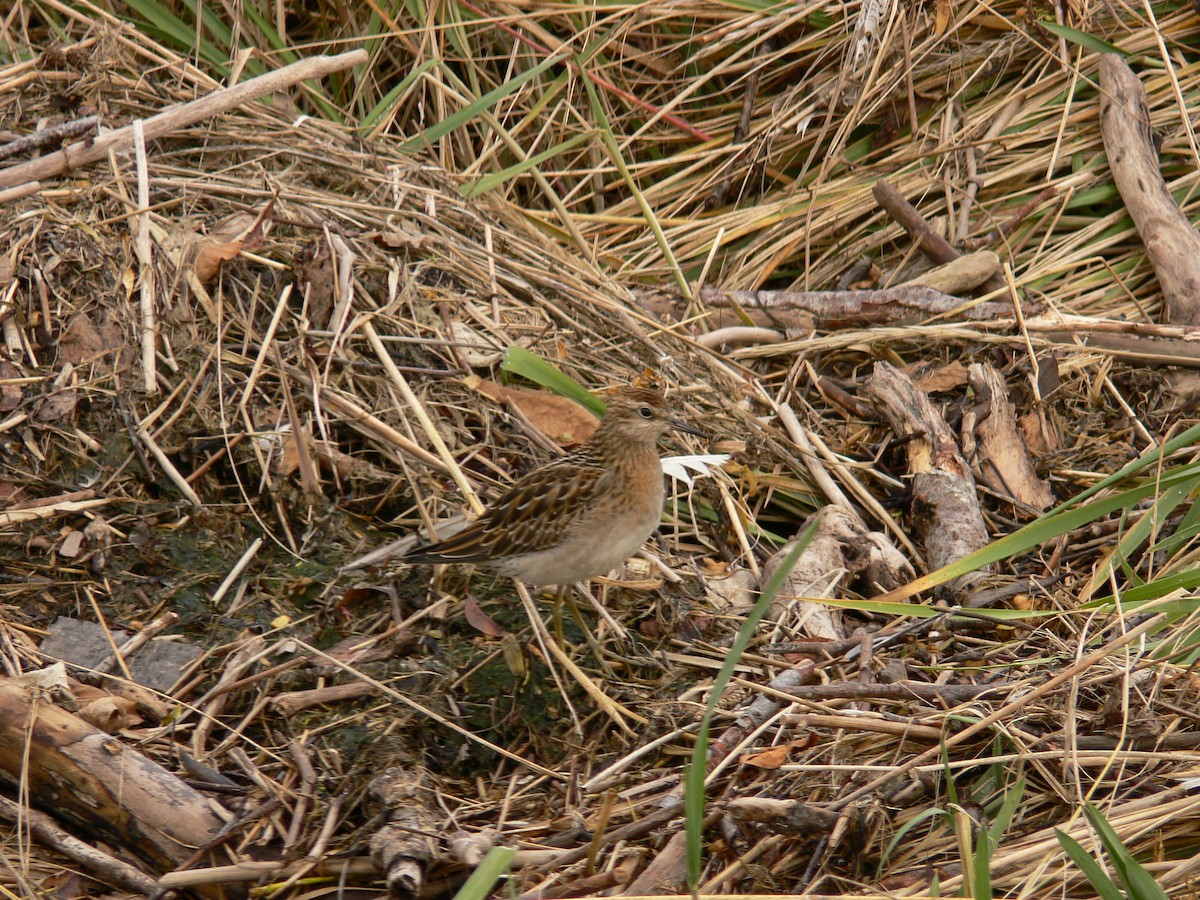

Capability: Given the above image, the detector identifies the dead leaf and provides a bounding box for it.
[743,737,814,769]
[194,198,276,285]
[194,238,242,285]
[58,314,105,365]
[291,239,334,327]
[464,596,507,638]
[913,360,970,393]
[34,389,77,422]
[58,530,84,558]
[0,360,22,411]
[1020,411,1058,455]
[469,378,598,445]
[277,429,301,477]
[449,321,504,368]
[368,222,435,250]
[78,695,142,732]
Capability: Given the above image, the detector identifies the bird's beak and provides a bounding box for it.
[670,418,709,439]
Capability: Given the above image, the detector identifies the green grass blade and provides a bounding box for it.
[988,777,1025,842]
[971,823,993,899]
[879,461,1200,602]
[1083,480,1195,601]
[499,347,604,414]
[576,55,692,300]
[1049,423,1200,514]
[451,846,516,900]
[1039,20,1125,56]
[400,54,565,154]
[1056,830,1127,900]
[361,59,442,136]
[877,806,947,878]
[1083,805,1169,900]
[463,132,593,198]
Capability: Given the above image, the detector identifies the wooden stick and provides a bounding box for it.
[0,50,368,191]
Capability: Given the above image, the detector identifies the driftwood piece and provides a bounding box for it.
[963,363,1054,511]
[0,679,227,880]
[638,285,1018,335]
[0,50,368,192]
[0,115,100,161]
[620,830,689,895]
[771,679,1009,705]
[1099,54,1200,325]
[898,250,1000,294]
[865,362,992,601]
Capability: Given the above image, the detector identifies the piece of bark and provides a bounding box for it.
[270,681,375,717]
[761,506,915,631]
[708,664,817,765]
[0,794,159,896]
[0,679,227,881]
[865,362,992,601]
[963,363,1054,511]
[769,679,1010,705]
[1099,54,1200,324]
[0,115,100,161]
[367,767,441,897]
[723,797,839,833]
[620,830,689,896]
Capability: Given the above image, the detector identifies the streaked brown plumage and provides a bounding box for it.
[403,386,704,586]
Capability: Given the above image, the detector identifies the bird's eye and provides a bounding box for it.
[639,406,654,419]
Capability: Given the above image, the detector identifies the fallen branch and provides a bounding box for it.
[0,678,227,875]
[639,284,1021,335]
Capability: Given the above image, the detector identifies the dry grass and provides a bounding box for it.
[3,0,1200,897]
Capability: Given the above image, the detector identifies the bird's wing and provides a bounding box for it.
[405,457,607,563]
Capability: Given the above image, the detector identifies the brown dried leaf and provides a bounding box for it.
[464,596,507,638]
[291,239,334,327]
[34,389,77,422]
[369,222,435,250]
[58,314,105,365]
[194,238,242,285]
[194,199,276,284]
[469,377,598,445]
[0,360,22,411]
[78,695,142,732]
[913,360,969,393]
[58,529,84,558]
[743,738,812,770]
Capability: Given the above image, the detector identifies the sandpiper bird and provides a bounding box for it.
[402,385,705,586]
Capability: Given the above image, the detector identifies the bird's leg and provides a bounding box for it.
[549,584,568,646]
